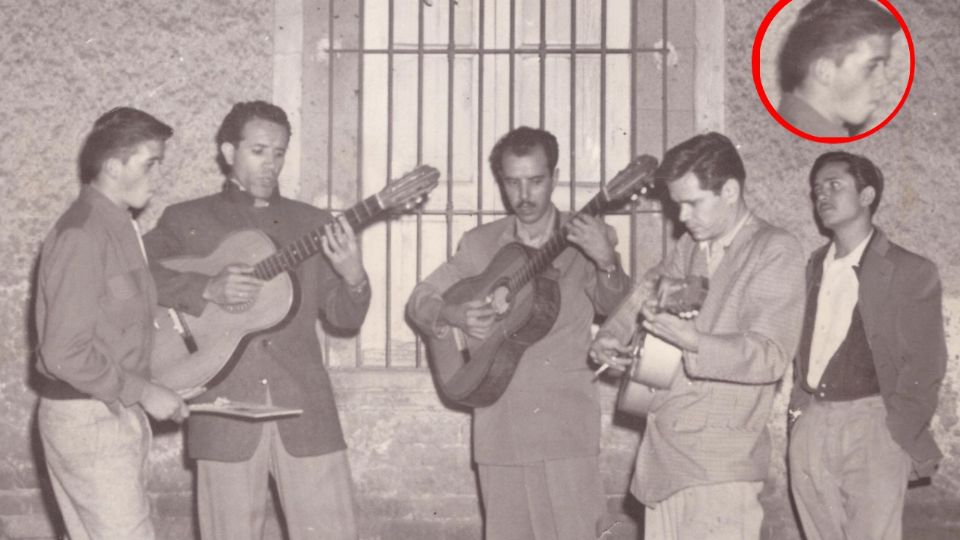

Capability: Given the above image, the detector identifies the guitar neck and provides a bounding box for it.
[506,193,608,292]
[252,194,384,280]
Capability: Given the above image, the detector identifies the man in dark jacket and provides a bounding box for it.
[788,151,947,540]
[144,101,370,540]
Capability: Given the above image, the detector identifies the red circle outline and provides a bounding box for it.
[752,0,915,144]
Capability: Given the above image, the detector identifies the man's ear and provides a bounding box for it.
[859,185,876,209]
[220,142,236,167]
[721,178,741,203]
[810,57,836,87]
[101,156,123,181]
[550,166,560,189]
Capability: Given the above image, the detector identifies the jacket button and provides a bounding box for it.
[261,339,272,349]
[261,378,268,385]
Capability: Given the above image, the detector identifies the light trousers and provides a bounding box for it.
[38,397,155,540]
[643,481,764,540]
[789,396,911,540]
[197,420,358,540]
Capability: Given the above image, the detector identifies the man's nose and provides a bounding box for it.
[678,205,691,222]
[519,180,530,201]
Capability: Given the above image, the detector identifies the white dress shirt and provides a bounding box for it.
[806,230,873,388]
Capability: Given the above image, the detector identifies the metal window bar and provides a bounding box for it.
[321,0,672,369]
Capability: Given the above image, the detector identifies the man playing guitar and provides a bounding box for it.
[143,101,369,540]
[591,132,805,539]
[406,127,631,539]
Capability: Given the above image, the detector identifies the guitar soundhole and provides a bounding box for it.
[223,300,255,313]
[488,285,511,316]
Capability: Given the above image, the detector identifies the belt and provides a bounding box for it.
[38,379,92,400]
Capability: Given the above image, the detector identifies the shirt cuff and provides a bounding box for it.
[118,372,149,407]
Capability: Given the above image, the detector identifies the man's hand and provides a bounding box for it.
[641,301,701,352]
[589,332,635,373]
[140,382,189,422]
[440,299,497,340]
[321,216,365,286]
[565,215,617,269]
[203,263,264,306]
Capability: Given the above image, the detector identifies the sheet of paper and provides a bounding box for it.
[188,399,303,420]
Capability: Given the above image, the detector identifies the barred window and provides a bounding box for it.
[274,0,716,368]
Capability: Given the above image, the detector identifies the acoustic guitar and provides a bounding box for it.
[150,165,440,396]
[425,155,659,408]
[599,274,708,417]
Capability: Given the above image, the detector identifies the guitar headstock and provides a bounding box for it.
[601,154,659,205]
[377,165,441,213]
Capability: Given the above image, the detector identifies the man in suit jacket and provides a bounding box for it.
[787,151,946,540]
[406,127,631,539]
[143,101,370,540]
[591,132,805,539]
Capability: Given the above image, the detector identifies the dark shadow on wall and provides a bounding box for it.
[25,252,67,539]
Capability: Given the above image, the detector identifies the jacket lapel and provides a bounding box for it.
[697,218,760,331]
[856,229,894,343]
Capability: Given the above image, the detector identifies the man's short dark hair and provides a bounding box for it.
[488,126,559,183]
[657,132,746,194]
[215,101,292,175]
[78,107,173,184]
[778,0,899,93]
[809,151,884,214]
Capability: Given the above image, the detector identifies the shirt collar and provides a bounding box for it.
[82,185,135,227]
[825,228,875,270]
[224,178,281,207]
[515,205,557,248]
[701,210,753,254]
[777,93,850,138]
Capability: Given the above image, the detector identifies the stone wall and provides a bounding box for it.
[1,1,959,539]
[725,0,960,538]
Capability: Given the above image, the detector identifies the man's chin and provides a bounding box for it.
[514,210,543,224]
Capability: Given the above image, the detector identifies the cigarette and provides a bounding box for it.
[592,363,610,380]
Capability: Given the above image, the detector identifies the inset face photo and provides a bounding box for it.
[753,0,913,142]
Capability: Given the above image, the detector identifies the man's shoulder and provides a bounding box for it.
[880,234,939,276]
[51,197,95,235]
[160,192,223,216]
[460,216,512,244]
[750,217,803,252]
[275,196,331,219]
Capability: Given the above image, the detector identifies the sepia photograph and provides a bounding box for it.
[1,0,958,539]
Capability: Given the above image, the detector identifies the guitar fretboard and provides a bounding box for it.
[505,194,607,293]
[252,194,384,281]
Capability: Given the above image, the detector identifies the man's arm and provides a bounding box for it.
[685,232,806,384]
[406,231,486,338]
[38,228,149,405]
[142,208,211,316]
[886,261,948,452]
[565,216,631,315]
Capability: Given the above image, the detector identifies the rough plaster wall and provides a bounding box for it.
[725,0,960,537]
[0,0,273,537]
[2,1,960,539]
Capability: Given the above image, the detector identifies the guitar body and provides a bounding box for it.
[615,333,683,417]
[150,230,294,392]
[426,243,561,408]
